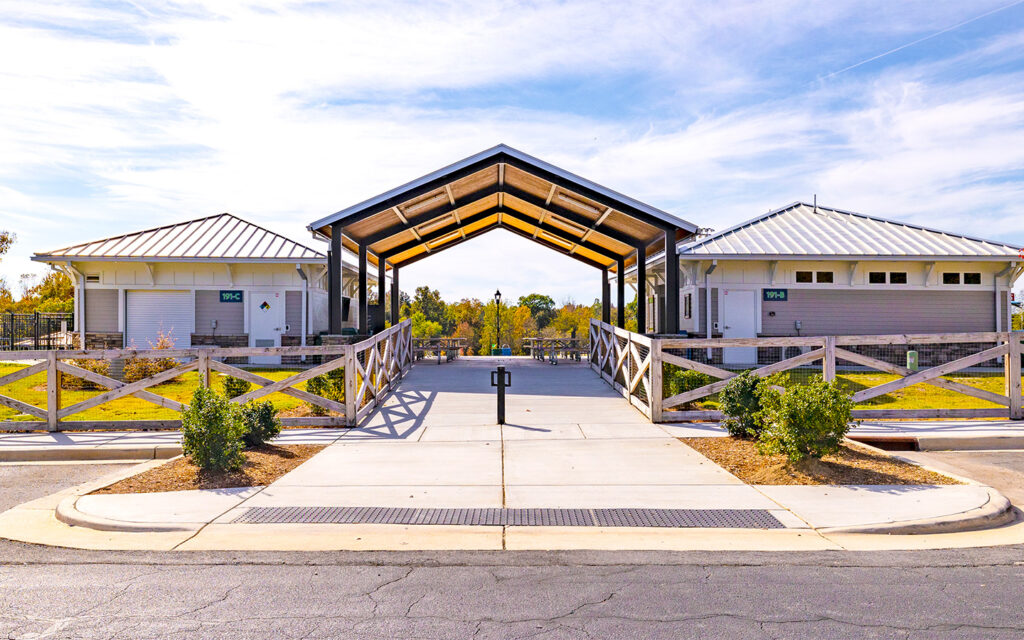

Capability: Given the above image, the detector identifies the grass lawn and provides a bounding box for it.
[669,368,1021,412]
[0,363,319,422]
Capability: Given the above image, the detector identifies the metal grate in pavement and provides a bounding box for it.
[231,506,784,529]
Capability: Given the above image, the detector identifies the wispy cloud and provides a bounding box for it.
[1,0,1023,299]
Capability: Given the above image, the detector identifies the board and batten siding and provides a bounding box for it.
[285,290,302,336]
[84,288,118,332]
[194,290,244,334]
[760,289,995,336]
[695,287,719,334]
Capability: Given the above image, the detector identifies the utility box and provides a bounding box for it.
[907,350,919,371]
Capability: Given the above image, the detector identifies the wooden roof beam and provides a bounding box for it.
[360,184,500,246]
[502,185,639,248]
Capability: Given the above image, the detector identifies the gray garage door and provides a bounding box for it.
[125,290,193,349]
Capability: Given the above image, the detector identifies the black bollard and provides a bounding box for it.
[490,365,512,425]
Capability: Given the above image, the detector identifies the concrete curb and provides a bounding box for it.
[849,434,1024,451]
[0,444,182,463]
[54,495,200,533]
[820,487,1017,535]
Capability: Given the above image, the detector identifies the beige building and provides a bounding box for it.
[32,213,372,358]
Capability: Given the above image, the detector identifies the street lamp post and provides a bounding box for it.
[494,289,502,355]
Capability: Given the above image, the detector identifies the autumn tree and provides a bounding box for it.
[517,293,556,328]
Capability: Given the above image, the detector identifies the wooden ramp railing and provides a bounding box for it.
[589,319,1024,423]
[0,319,413,432]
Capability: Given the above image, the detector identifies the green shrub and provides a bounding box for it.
[757,376,854,463]
[304,366,345,415]
[181,387,245,471]
[223,375,252,399]
[719,370,771,439]
[663,367,713,409]
[239,399,281,448]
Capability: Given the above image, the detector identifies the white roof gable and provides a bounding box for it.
[35,213,325,263]
[680,202,1021,260]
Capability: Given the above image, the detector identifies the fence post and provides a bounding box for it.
[198,351,211,389]
[345,346,357,426]
[650,340,663,423]
[46,351,59,432]
[1007,334,1022,420]
[823,336,836,383]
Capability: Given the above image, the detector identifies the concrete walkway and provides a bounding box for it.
[2,358,1017,551]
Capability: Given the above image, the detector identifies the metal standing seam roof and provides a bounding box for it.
[678,202,1023,260]
[307,143,696,234]
[33,213,325,263]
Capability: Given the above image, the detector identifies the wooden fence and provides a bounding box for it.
[590,319,1024,423]
[0,319,413,432]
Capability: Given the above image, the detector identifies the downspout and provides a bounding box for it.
[996,263,1015,333]
[65,261,85,350]
[704,260,717,360]
[296,264,308,363]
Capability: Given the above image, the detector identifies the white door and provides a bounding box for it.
[249,291,284,365]
[125,290,193,349]
[721,289,757,365]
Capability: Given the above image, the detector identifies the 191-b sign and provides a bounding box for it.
[762,288,788,302]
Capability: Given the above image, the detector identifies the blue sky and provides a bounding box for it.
[2,0,1024,304]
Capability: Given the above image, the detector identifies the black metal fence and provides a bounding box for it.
[0,312,74,351]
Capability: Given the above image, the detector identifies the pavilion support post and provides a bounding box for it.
[663,229,679,335]
[358,243,368,335]
[391,266,400,328]
[377,254,386,332]
[636,246,647,334]
[329,225,342,334]
[601,268,611,324]
[616,258,626,328]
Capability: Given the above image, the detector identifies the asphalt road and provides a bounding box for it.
[1,462,1024,639]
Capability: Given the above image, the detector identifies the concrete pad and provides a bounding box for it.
[418,424,501,442]
[178,523,505,551]
[500,423,584,440]
[240,485,502,509]
[504,484,778,509]
[756,484,994,529]
[578,423,671,439]
[271,440,503,486]
[504,526,842,551]
[0,506,192,551]
[74,487,261,525]
[504,438,743,486]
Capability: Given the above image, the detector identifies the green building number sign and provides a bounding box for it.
[220,290,243,303]
[762,288,788,302]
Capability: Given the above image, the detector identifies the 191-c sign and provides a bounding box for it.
[220,290,243,303]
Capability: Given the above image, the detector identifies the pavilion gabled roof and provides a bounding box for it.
[308,144,697,272]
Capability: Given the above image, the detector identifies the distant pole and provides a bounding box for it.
[493,289,502,354]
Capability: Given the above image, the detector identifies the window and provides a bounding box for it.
[889,272,908,284]
[683,293,692,319]
[868,272,886,284]
[796,270,833,283]
[943,273,961,285]
[964,273,981,285]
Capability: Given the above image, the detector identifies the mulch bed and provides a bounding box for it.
[93,444,325,494]
[680,437,958,485]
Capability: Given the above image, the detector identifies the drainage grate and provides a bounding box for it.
[232,506,784,529]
